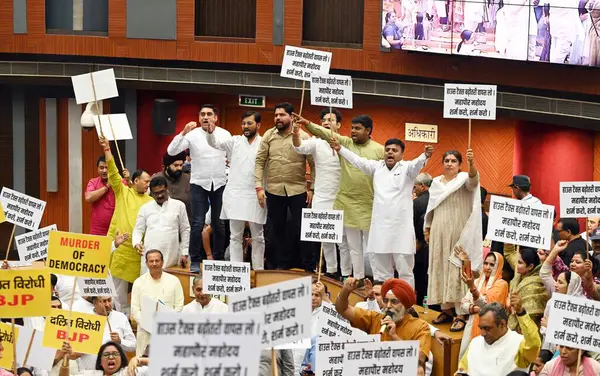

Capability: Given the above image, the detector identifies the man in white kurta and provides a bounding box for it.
[78,296,136,370]
[183,276,229,313]
[133,175,190,273]
[333,138,433,285]
[205,111,267,269]
[131,250,184,356]
[292,108,345,276]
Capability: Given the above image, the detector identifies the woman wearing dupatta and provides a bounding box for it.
[454,249,509,357]
[424,149,482,330]
[504,244,549,331]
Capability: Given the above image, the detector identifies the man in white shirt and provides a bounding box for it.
[70,296,94,314]
[580,217,600,241]
[332,138,433,286]
[78,296,136,370]
[133,176,190,273]
[292,108,347,278]
[206,111,267,270]
[182,276,228,313]
[167,104,232,272]
[131,250,184,356]
[509,175,541,204]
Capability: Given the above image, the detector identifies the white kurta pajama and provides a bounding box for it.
[182,298,229,313]
[133,198,190,274]
[294,137,347,274]
[206,133,267,269]
[338,147,429,285]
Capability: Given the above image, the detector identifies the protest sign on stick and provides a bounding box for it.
[315,335,380,376]
[0,202,5,223]
[149,312,263,376]
[93,114,133,140]
[0,322,17,373]
[342,340,420,376]
[559,182,600,218]
[77,273,116,297]
[15,326,56,371]
[42,308,107,354]
[546,293,600,353]
[487,195,555,251]
[310,74,353,109]
[15,224,57,262]
[317,302,366,338]
[0,268,51,318]
[202,260,251,296]
[0,187,46,249]
[301,209,344,281]
[230,276,312,348]
[140,296,174,334]
[47,231,111,279]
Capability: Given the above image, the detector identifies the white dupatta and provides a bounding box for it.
[424,172,483,270]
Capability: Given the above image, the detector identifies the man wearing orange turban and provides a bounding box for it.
[335,277,431,376]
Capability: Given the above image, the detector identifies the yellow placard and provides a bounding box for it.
[0,322,17,370]
[0,268,51,318]
[42,308,106,355]
[0,202,5,223]
[47,231,111,278]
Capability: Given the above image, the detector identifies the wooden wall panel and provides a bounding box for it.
[25,92,41,200]
[0,86,14,255]
[2,1,599,95]
[593,133,600,182]
[39,98,70,231]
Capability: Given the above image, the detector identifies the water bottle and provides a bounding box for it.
[423,296,428,314]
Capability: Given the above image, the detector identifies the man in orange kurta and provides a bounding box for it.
[335,277,430,376]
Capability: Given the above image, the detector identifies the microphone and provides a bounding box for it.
[379,311,394,334]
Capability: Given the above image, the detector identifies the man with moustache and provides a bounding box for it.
[336,277,430,376]
[292,108,343,278]
[255,103,316,271]
[331,138,433,285]
[293,113,384,281]
[206,111,267,270]
[167,104,231,271]
[153,151,191,221]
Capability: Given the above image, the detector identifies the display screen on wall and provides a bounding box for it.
[381,0,599,67]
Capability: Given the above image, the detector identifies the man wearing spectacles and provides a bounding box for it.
[133,176,191,273]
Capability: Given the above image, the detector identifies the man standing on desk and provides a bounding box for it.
[335,277,430,376]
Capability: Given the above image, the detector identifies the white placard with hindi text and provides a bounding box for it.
[93,114,133,140]
[310,74,353,109]
[546,293,600,353]
[149,312,262,376]
[274,337,312,350]
[16,325,56,371]
[487,195,555,251]
[202,260,251,296]
[342,340,420,376]
[443,83,497,120]
[280,46,332,82]
[0,187,46,230]
[78,273,116,297]
[315,335,380,376]
[317,302,366,338]
[15,224,57,262]
[301,209,344,244]
[405,123,438,143]
[559,182,600,218]
[71,69,119,105]
[140,296,174,334]
[229,276,312,348]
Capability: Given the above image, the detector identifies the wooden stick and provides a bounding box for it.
[468,119,472,149]
[271,347,278,376]
[586,217,590,259]
[299,81,306,116]
[62,277,78,366]
[576,349,582,375]
[106,115,125,170]
[89,73,105,139]
[11,318,17,376]
[317,243,324,282]
[4,224,16,262]
[22,329,36,368]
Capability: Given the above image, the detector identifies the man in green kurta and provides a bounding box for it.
[293,113,384,279]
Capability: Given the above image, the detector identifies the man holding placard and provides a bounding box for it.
[292,108,343,277]
[293,113,384,280]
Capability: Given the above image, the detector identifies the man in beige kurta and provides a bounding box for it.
[294,113,384,279]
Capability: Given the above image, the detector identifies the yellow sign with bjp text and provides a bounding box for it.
[0,322,17,370]
[47,231,111,278]
[0,268,51,318]
[0,202,5,223]
[42,308,106,354]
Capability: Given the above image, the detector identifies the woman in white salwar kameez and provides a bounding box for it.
[425,149,482,331]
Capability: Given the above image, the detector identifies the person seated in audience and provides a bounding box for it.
[529,349,553,376]
[59,341,149,376]
[182,276,228,313]
[539,346,600,375]
[356,279,384,311]
[336,277,430,376]
[456,297,541,376]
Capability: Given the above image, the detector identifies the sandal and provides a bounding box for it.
[450,317,467,332]
[432,311,454,325]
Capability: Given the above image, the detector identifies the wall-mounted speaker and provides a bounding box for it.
[152,99,177,135]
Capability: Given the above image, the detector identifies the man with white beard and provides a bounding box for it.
[206,111,267,269]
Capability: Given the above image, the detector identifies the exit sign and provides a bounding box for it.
[239,95,266,108]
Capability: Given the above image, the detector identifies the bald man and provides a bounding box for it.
[335,277,430,376]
